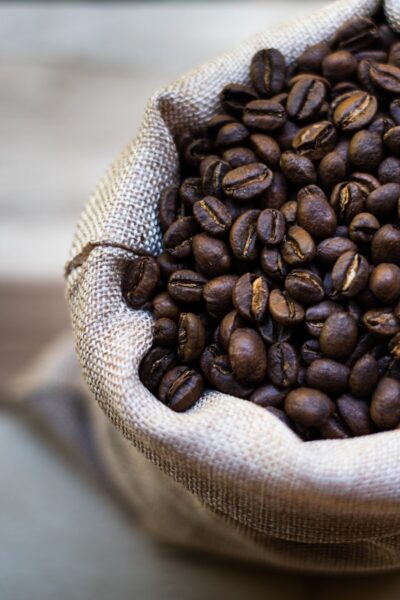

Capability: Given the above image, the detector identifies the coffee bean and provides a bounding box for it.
[250,48,286,96]
[203,275,238,319]
[243,99,287,131]
[349,212,380,244]
[349,353,379,398]
[219,310,246,350]
[184,138,213,168]
[320,312,358,360]
[229,328,267,383]
[370,377,400,429]
[159,185,182,232]
[292,120,337,161]
[285,269,324,306]
[192,233,232,277]
[267,342,299,387]
[333,17,379,53]
[222,146,257,168]
[179,177,203,207]
[269,288,305,326]
[280,200,298,225]
[275,119,300,150]
[202,159,231,198]
[199,154,220,177]
[378,156,400,184]
[307,359,350,395]
[330,181,365,223]
[220,83,258,115]
[384,126,400,156]
[287,78,326,121]
[260,247,288,281]
[261,172,288,210]
[153,318,177,347]
[177,313,205,362]
[163,217,197,259]
[122,257,160,309]
[305,300,344,337]
[319,416,351,439]
[152,292,181,322]
[363,308,400,337]
[257,316,291,346]
[390,98,400,124]
[229,209,260,261]
[350,172,380,194]
[369,115,395,136]
[369,62,400,94]
[159,366,204,411]
[297,41,331,73]
[256,208,286,245]
[316,236,357,267]
[232,272,269,322]
[285,387,334,427]
[369,263,400,304]
[249,384,286,407]
[337,394,374,436]
[282,225,316,266]
[201,349,253,399]
[139,346,177,395]
[332,250,369,297]
[301,339,323,364]
[349,130,383,172]
[157,249,190,279]
[222,163,272,201]
[371,224,400,265]
[297,185,337,239]
[193,196,233,237]
[279,151,316,186]
[322,50,357,81]
[215,122,249,148]
[249,134,281,168]
[366,183,400,217]
[168,269,207,304]
[317,152,347,192]
[333,91,377,132]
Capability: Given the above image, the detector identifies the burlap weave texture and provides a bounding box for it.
[66,0,400,573]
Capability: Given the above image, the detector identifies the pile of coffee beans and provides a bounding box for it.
[123,12,400,440]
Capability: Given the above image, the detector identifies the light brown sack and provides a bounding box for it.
[66,0,400,573]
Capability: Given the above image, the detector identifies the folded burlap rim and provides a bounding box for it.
[66,0,400,571]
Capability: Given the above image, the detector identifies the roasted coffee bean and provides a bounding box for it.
[349,212,380,244]
[390,98,400,124]
[202,158,230,198]
[261,172,288,210]
[157,251,189,280]
[285,269,324,305]
[337,394,374,436]
[266,342,298,388]
[333,17,379,53]
[168,269,207,303]
[349,130,383,172]
[282,225,316,266]
[122,257,160,309]
[256,209,286,245]
[222,163,272,201]
[199,154,220,177]
[153,318,177,347]
[184,138,213,168]
[222,146,257,168]
[371,377,400,429]
[378,156,400,184]
[257,316,291,346]
[269,289,305,326]
[250,134,281,168]
[369,263,400,304]
[229,209,260,261]
[366,183,400,217]
[193,196,233,237]
[384,126,400,156]
[363,308,400,337]
[330,181,365,223]
[292,120,337,161]
[307,359,350,395]
[372,224,400,265]
[159,366,204,411]
[179,177,203,207]
[332,81,359,98]
[297,185,337,239]
[177,313,205,362]
[275,119,300,150]
[332,250,369,297]
[301,339,323,364]
[206,112,236,132]
[322,50,357,81]
[202,350,253,399]
[215,122,249,147]
[297,41,331,73]
[219,310,246,350]
[320,312,358,360]
[280,200,298,225]
[285,387,334,427]
[319,416,351,439]
[349,353,379,398]
[260,247,288,281]
[243,99,287,131]
[232,272,269,322]
[335,225,350,238]
[369,62,400,94]
[192,233,232,277]
[279,151,316,186]
[369,115,395,136]
[159,185,182,232]
[316,236,356,267]
[323,272,340,301]
[229,328,267,383]
[139,346,177,395]
[289,73,330,89]
[152,292,181,322]
[305,300,344,337]
[163,217,197,259]
[220,83,258,115]
[250,48,286,96]
[350,172,380,194]
[287,78,326,122]
[332,91,377,132]
[317,152,347,192]
[249,384,286,407]
[203,275,238,319]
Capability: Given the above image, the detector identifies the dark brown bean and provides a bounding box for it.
[232,272,269,322]
[219,310,246,350]
[369,263,400,304]
[122,257,160,309]
[168,269,207,304]
[330,181,365,223]
[331,250,369,297]
[316,236,357,267]
[250,48,286,96]
[163,217,197,259]
[222,163,272,201]
[371,224,400,265]
[267,342,299,388]
[269,289,305,326]
[349,130,383,172]
[192,233,232,277]
[220,83,258,115]
[305,300,344,337]
[229,328,267,383]
[203,275,238,319]
[178,313,205,362]
[318,152,347,192]
[139,346,177,395]
[250,134,281,168]
[243,99,287,131]
[159,366,204,411]
[153,318,177,347]
[363,308,400,337]
[285,269,324,305]
[297,185,337,239]
[202,159,231,198]
[349,354,379,398]
[287,78,326,121]
[256,209,286,245]
[152,292,181,322]
[280,151,316,186]
[229,209,260,261]
[285,387,334,427]
[369,62,400,94]
[370,377,400,429]
[319,312,358,360]
[333,17,379,53]
[193,196,233,237]
[260,247,288,281]
[349,212,380,244]
[292,120,337,161]
[222,146,257,168]
[332,91,377,132]
[337,394,374,436]
[249,384,286,407]
[307,359,350,395]
[366,183,400,217]
[281,225,316,266]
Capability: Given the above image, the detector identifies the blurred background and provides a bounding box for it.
[3,1,400,598]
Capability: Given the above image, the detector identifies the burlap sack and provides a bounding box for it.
[66,0,400,573]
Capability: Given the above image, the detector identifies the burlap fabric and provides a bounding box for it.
[66,0,400,573]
